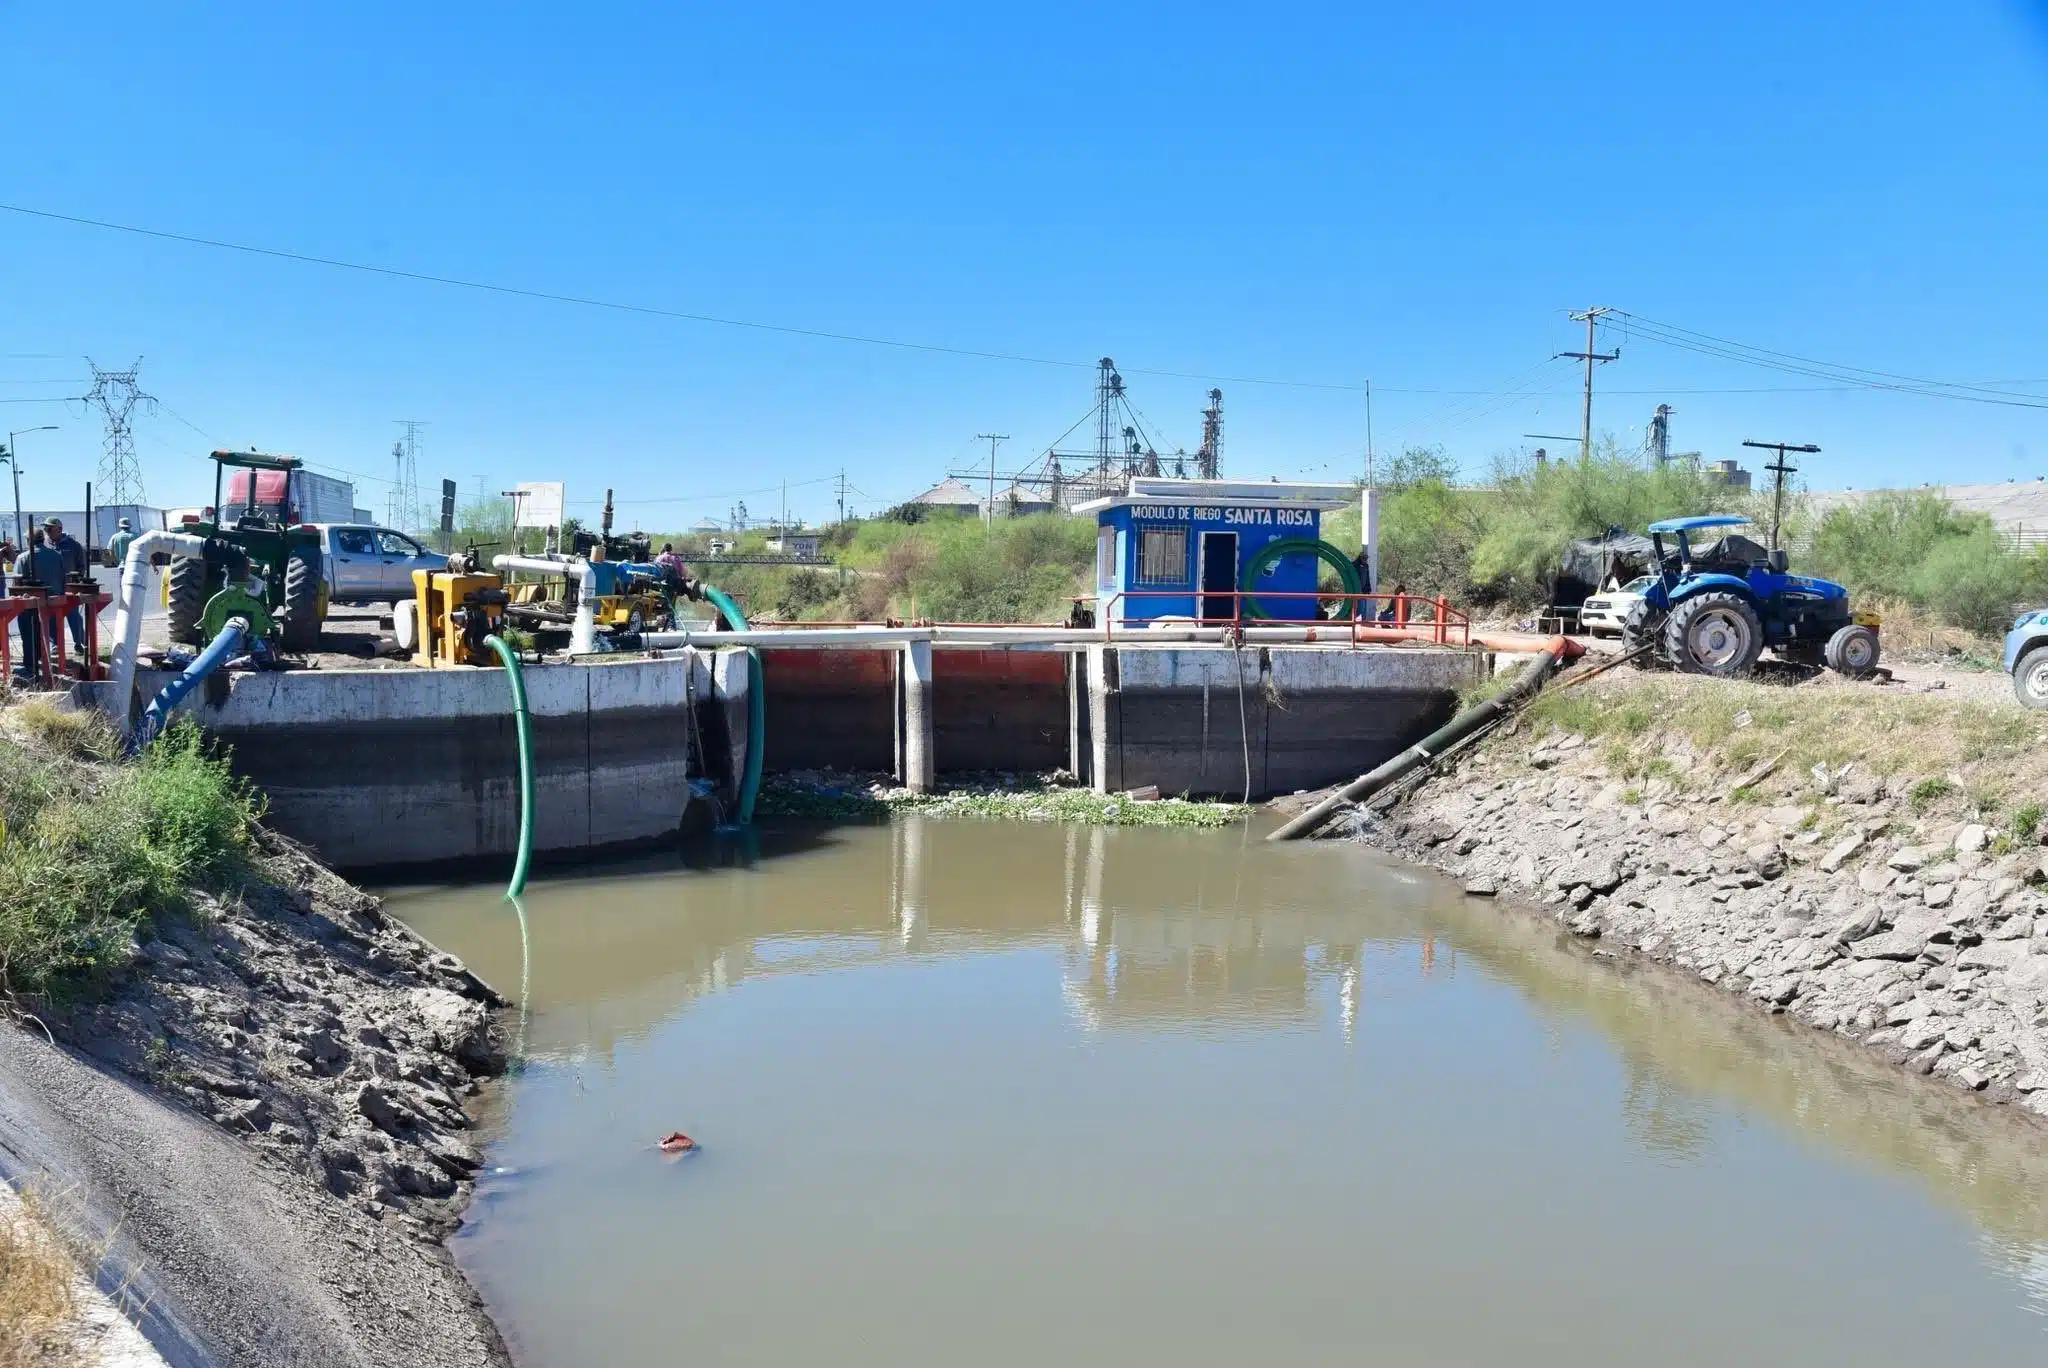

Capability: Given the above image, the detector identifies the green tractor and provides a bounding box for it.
[164,450,328,651]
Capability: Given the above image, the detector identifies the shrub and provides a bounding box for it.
[0,720,259,1000]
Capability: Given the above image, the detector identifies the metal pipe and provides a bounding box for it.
[105,529,211,733]
[491,554,598,654]
[1267,639,1568,842]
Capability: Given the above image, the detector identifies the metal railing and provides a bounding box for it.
[1077,589,1472,645]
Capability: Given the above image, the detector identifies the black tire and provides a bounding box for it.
[1620,599,1665,668]
[1824,623,1880,677]
[2014,647,2048,710]
[1664,591,1764,676]
[278,550,324,651]
[165,555,208,646]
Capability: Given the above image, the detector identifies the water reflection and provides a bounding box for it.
[387,815,2048,1316]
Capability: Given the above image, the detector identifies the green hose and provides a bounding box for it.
[1238,537,1363,620]
[483,634,534,897]
[699,584,762,825]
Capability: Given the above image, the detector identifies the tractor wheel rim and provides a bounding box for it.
[1690,610,1750,667]
[1843,636,1874,670]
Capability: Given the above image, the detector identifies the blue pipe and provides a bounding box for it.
[133,616,248,750]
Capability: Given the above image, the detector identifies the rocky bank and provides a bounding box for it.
[1322,673,2048,1120]
[0,825,512,1368]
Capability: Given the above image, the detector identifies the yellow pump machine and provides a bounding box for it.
[410,551,510,667]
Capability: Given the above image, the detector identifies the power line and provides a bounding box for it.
[1608,310,2048,409]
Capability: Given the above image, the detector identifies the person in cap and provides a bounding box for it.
[107,516,137,569]
[40,518,89,654]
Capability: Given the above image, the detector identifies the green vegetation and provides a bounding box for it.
[1324,445,2045,638]
[0,713,261,1000]
[1805,490,2048,636]
[1321,441,1774,610]
[756,777,1247,827]
[670,511,1097,624]
[1906,776,1959,813]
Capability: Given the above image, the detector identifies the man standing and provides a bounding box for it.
[107,516,136,569]
[41,517,88,654]
[11,534,63,680]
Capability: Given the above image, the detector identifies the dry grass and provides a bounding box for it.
[0,1190,87,1368]
[7,703,118,764]
[1861,596,2004,659]
[1526,672,2048,831]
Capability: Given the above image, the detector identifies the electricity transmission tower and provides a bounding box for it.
[389,420,428,530]
[80,358,155,504]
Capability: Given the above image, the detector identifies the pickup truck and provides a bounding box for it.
[2005,607,2048,708]
[314,523,448,605]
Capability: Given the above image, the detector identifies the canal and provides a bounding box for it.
[388,817,2048,1367]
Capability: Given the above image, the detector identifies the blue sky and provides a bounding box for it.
[4,2,2048,528]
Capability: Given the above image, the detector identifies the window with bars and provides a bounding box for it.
[1135,527,1188,586]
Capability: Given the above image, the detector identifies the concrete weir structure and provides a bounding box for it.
[112,637,1482,870]
[119,652,748,870]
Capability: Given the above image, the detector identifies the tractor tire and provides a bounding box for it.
[2013,647,2048,710]
[1620,599,1665,668]
[278,550,324,652]
[1664,592,1764,677]
[165,555,208,646]
[1823,623,1880,678]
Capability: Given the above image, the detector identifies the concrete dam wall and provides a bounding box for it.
[121,642,1484,870]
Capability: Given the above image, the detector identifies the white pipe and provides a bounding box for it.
[492,554,598,655]
[105,529,210,731]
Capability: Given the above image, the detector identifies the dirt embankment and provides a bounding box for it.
[1323,671,2048,1119]
[0,826,512,1368]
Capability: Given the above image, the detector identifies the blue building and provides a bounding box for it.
[1077,478,1362,623]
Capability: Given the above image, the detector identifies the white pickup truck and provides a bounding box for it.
[313,524,449,605]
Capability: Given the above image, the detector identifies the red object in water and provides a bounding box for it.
[657,1131,696,1154]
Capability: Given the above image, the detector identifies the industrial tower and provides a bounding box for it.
[1196,388,1223,479]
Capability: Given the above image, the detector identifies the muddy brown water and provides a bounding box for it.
[385,817,2048,1367]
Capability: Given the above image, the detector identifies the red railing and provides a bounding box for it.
[1078,589,1471,645]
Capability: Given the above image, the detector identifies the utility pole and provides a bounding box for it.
[835,467,848,525]
[1364,378,1374,485]
[1557,307,1619,464]
[976,432,1009,526]
[1742,438,1820,550]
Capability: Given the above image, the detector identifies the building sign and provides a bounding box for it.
[1129,505,1316,526]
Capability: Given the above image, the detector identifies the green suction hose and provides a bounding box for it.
[1238,538,1363,620]
[483,634,534,897]
[698,584,762,825]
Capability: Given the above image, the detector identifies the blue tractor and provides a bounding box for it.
[1621,514,1880,677]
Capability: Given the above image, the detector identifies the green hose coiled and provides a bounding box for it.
[698,584,762,825]
[483,634,534,897]
[1237,538,1363,620]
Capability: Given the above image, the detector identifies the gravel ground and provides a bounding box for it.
[1320,675,2048,1121]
